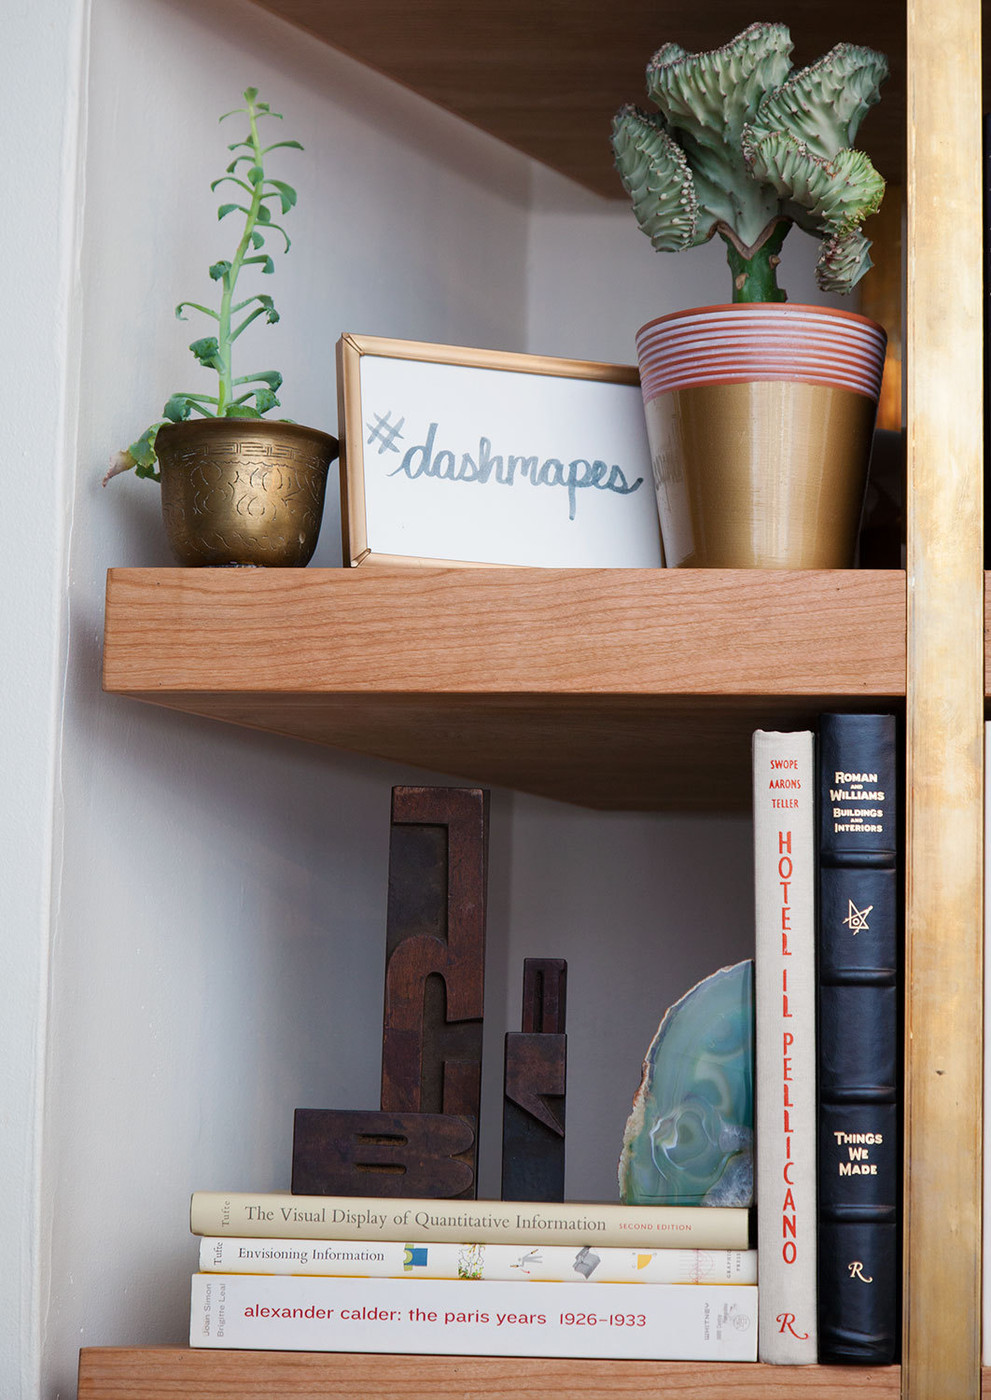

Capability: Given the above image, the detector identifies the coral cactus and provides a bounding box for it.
[611,22,888,302]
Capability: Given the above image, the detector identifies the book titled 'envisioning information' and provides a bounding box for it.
[198,1236,757,1285]
[190,1273,758,1360]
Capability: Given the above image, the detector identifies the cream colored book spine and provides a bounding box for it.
[753,729,817,1363]
[189,1191,750,1250]
[983,722,991,1366]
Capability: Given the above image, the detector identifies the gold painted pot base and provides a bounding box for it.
[156,418,339,567]
[644,380,878,568]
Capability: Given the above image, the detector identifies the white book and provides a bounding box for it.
[983,722,991,1365]
[190,1272,758,1360]
[198,1236,757,1285]
[753,729,817,1363]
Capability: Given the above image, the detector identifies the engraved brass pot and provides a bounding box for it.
[635,304,888,568]
[156,418,339,567]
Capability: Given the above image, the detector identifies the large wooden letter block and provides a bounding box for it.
[380,787,489,1193]
[291,1109,475,1198]
[292,785,488,1201]
[501,958,567,1202]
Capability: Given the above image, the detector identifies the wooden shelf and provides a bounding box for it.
[252,0,911,197]
[77,1346,915,1398]
[102,567,908,811]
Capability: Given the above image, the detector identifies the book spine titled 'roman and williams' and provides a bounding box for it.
[189,1273,758,1360]
[753,729,817,1363]
[817,712,900,1364]
[198,1236,758,1285]
[189,1192,749,1250]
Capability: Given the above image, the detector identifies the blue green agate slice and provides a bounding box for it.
[618,959,754,1207]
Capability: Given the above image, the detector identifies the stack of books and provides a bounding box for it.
[753,713,901,1366]
[188,1190,757,1360]
[184,709,900,1369]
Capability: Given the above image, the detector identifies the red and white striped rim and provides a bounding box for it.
[636,303,887,402]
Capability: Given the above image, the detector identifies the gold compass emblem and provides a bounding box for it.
[843,900,873,935]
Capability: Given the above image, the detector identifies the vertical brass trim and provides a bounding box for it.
[903,0,984,1396]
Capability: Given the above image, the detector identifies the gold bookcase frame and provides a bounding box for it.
[902,0,984,1394]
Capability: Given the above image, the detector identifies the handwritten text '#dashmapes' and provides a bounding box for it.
[384,420,644,521]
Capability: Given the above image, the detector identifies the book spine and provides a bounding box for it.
[198,1236,757,1285]
[753,729,817,1363]
[984,721,991,1365]
[817,712,900,1365]
[189,1192,749,1250]
[189,1273,758,1360]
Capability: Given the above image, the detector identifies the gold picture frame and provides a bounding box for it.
[336,333,662,568]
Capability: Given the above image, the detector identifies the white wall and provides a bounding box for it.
[524,162,845,365]
[0,4,88,1398]
[23,2,788,1396]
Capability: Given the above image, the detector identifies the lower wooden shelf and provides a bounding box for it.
[76,1347,918,1398]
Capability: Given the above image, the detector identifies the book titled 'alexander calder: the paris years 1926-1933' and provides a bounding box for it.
[189,1272,758,1361]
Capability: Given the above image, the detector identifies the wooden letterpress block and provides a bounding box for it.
[502,958,567,1202]
[291,1108,475,1198]
[380,787,488,1193]
[291,785,488,1201]
[520,957,567,1034]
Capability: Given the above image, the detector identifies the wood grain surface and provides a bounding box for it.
[250,0,909,196]
[102,568,909,811]
[901,0,985,1395]
[77,1346,913,1398]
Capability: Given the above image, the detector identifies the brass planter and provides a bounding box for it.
[156,418,339,567]
[636,304,888,568]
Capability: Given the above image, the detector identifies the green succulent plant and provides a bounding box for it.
[611,22,888,302]
[105,87,302,484]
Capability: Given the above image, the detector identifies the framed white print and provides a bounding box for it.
[337,334,663,567]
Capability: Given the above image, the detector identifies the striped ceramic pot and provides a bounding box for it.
[635,304,887,568]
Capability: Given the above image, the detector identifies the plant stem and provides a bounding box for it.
[216,97,266,413]
[720,221,790,303]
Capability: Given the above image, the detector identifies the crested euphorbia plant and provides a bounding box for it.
[105,87,301,483]
[610,22,888,302]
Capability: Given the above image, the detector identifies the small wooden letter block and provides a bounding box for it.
[291,1109,476,1198]
[379,786,489,1194]
[501,958,567,1202]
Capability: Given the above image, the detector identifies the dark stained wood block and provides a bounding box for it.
[291,1108,475,1198]
[380,787,489,1194]
[292,786,488,1201]
[521,957,567,1033]
[502,959,567,1202]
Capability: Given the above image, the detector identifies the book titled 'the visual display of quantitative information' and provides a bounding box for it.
[199,1236,758,1285]
[189,1192,750,1250]
[753,729,817,1364]
[189,1273,758,1360]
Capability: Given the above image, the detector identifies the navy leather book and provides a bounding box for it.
[816,713,901,1364]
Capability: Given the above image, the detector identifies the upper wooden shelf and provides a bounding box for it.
[103,567,908,811]
[254,0,911,197]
